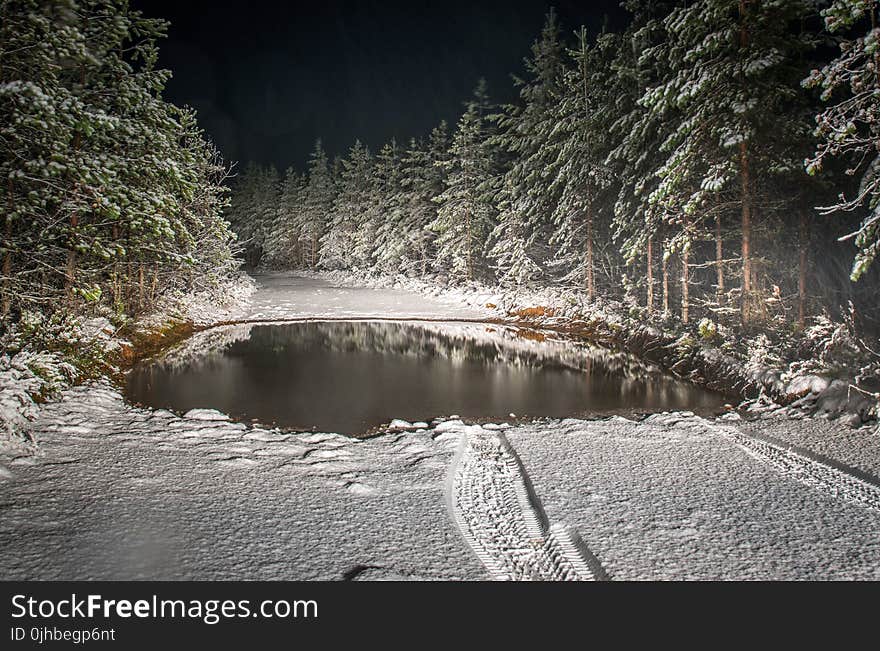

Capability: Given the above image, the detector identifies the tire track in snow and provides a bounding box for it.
[730,429,880,512]
[447,425,607,581]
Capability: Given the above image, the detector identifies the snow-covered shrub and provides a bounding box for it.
[674,333,697,356]
[698,318,720,342]
[800,311,867,375]
[745,333,783,376]
[0,311,111,446]
[0,350,77,447]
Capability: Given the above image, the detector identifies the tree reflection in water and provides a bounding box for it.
[126,321,725,434]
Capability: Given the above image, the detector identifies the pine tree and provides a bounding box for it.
[1,0,237,318]
[372,139,406,274]
[397,124,449,276]
[320,140,372,270]
[1,0,79,313]
[267,167,307,268]
[488,11,565,287]
[255,166,280,267]
[226,163,278,268]
[172,116,237,295]
[431,83,497,283]
[298,139,334,268]
[547,26,620,297]
[805,0,880,281]
[608,0,679,316]
[642,0,817,323]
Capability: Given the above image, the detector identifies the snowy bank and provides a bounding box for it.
[0,273,256,452]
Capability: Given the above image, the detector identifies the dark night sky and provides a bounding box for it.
[133,1,628,171]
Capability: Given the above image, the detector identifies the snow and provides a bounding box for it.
[183,408,231,421]
[3,272,880,580]
[506,414,880,580]
[0,383,485,580]
[0,351,76,449]
[138,272,257,328]
[0,273,256,451]
[449,423,602,580]
[226,272,490,322]
[738,415,880,479]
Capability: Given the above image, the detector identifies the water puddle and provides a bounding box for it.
[125,321,726,434]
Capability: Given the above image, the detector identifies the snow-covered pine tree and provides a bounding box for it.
[489,175,542,287]
[172,115,237,295]
[256,166,280,267]
[608,0,679,315]
[372,139,407,274]
[488,11,565,288]
[320,140,371,270]
[642,0,817,323]
[431,82,497,283]
[225,163,278,268]
[547,26,619,298]
[298,140,334,268]
[1,0,78,314]
[417,120,451,276]
[267,167,307,268]
[225,163,258,252]
[1,0,236,317]
[397,124,449,276]
[805,0,880,281]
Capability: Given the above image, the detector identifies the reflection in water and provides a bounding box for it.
[126,321,725,434]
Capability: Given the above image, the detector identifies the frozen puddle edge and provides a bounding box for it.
[447,424,607,581]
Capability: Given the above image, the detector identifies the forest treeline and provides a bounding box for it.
[0,0,238,327]
[227,0,880,331]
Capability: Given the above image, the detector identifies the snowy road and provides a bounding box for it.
[2,273,880,580]
[226,272,492,321]
[506,415,880,580]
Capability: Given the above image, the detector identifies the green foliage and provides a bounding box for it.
[805,0,880,281]
[698,317,720,342]
[3,310,109,383]
[488,11,565,287]
[0,0,237,323]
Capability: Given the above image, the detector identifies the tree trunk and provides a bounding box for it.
[151,262,159,304]
[311,235,318,269]
[586,194,595,300]
[798,211,808,329]
[581,34,595,302]
[65,78,85,305]
[681,213,689,324]
[646,235,654,315]
[465,207,472,282]
[738,1,753,324]
[65,213,78,302]
[662,239,670,316]
[2,178,13,316]
[421,237,427,277]
[111,223,121,309]
[715,213,724,303]
[1,217,11,316]
[681,246,689,324]
[138,264,145,310]
[739,141,752,324]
